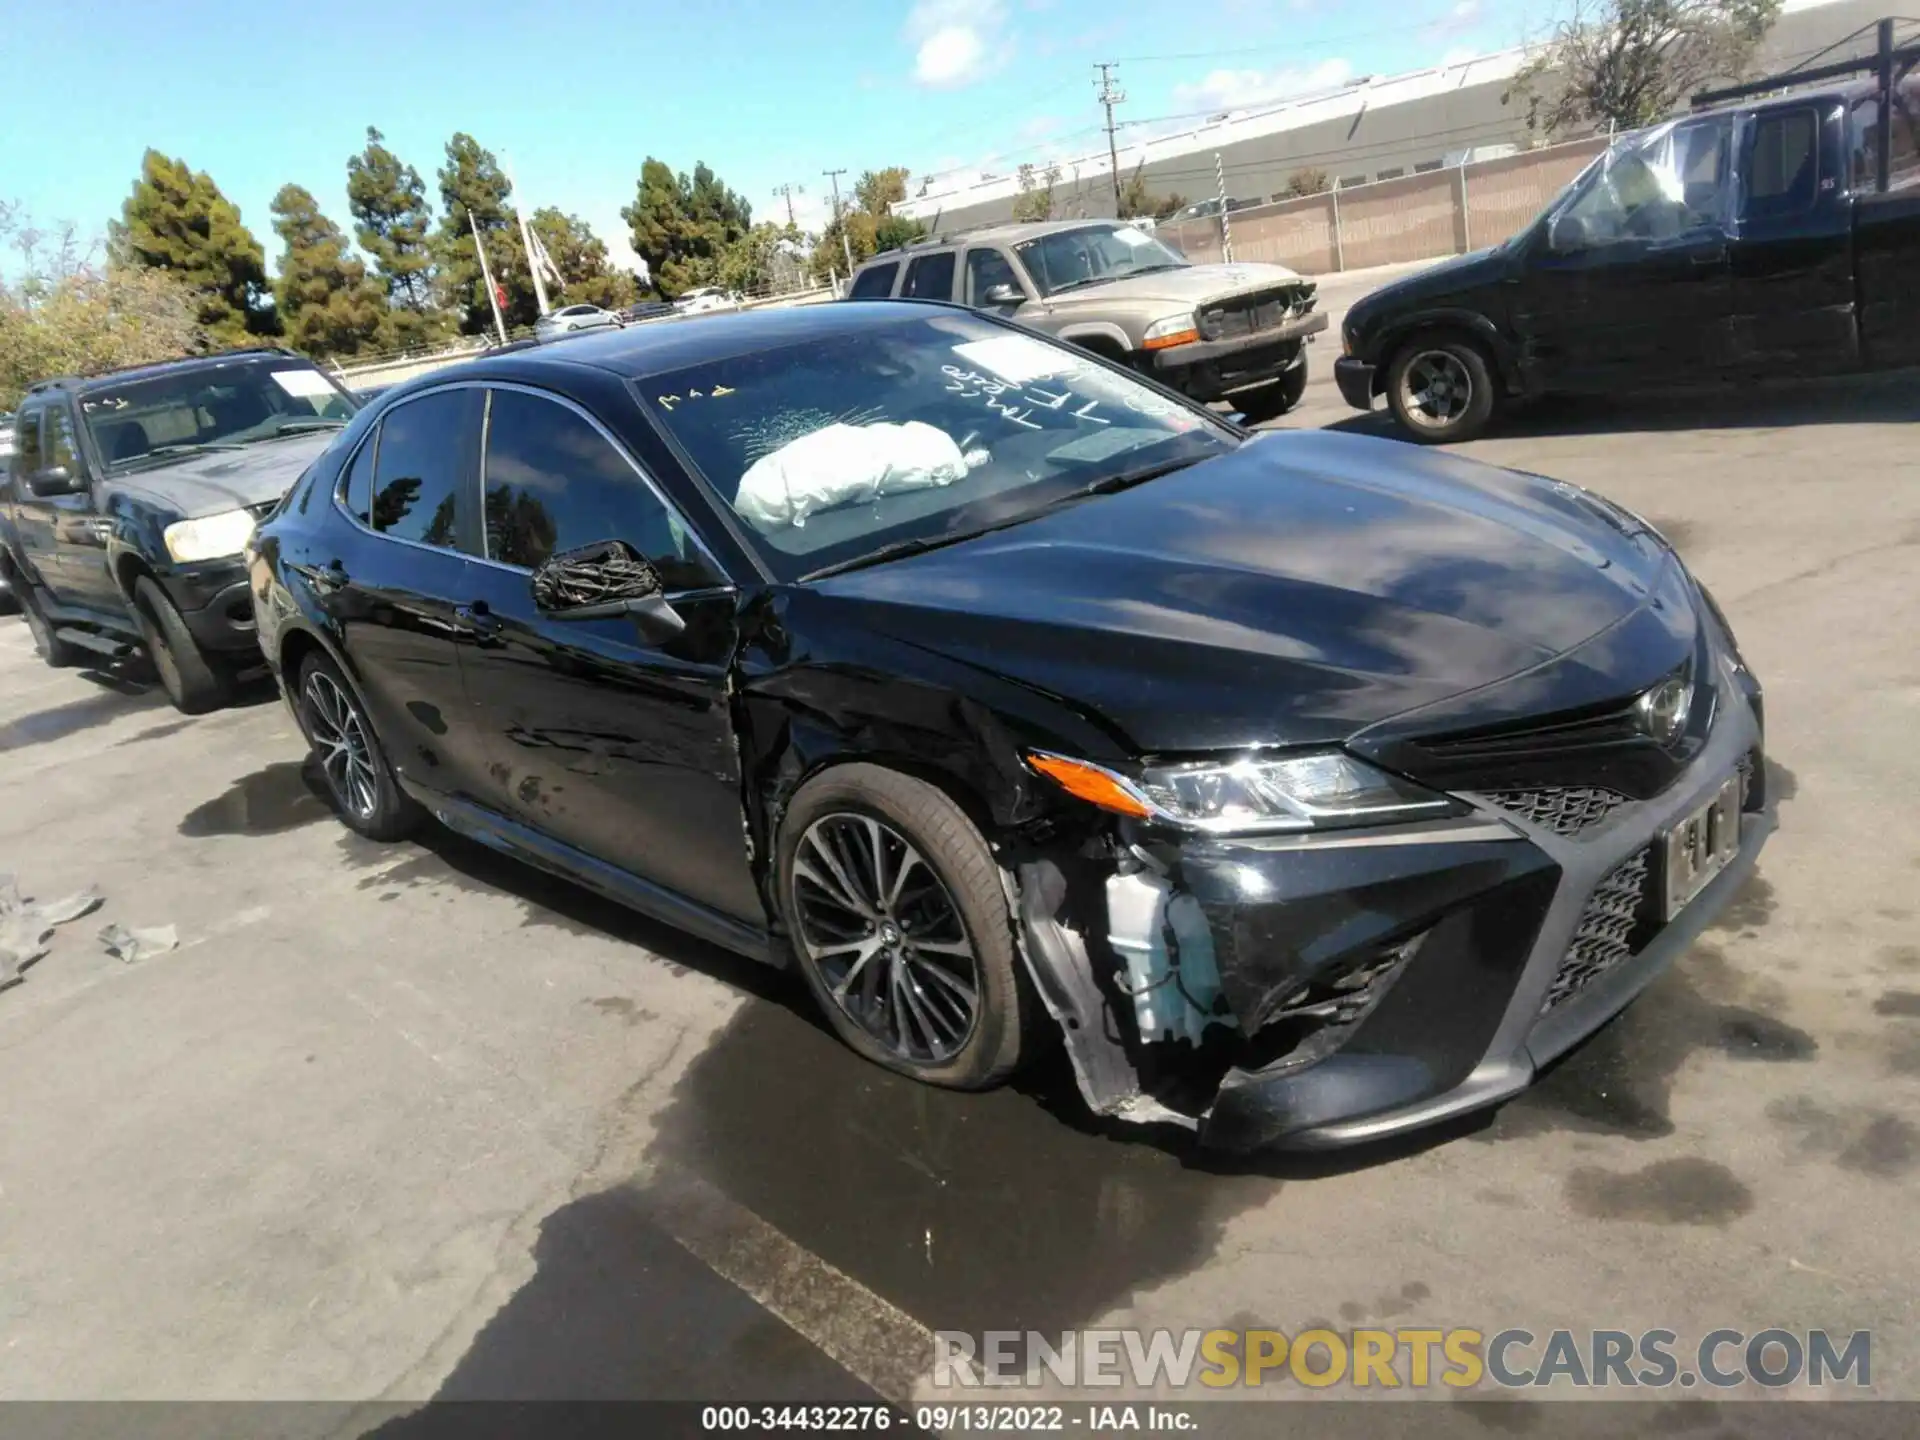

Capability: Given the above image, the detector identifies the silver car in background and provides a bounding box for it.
[533,304,624,342]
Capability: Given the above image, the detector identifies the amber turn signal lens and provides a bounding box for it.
[1141,327,1199,351]
[1026,752,1154,819]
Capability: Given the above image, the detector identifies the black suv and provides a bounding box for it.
[0,349,359,711]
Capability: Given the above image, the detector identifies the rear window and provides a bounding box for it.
[848,262,898,299]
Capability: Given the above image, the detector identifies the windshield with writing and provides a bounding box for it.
[638,312,1235,580]
[1014,224,1190,296]
[81,359,358,472]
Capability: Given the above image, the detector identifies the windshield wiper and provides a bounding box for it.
[249,419,349,440]
[1057,454,1211,503]
[1046,263,1188,296]
[113,442,243,470]
[800,531,984,581]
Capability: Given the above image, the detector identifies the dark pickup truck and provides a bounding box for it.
[0,349,358,711]
[1337,49,1920,443]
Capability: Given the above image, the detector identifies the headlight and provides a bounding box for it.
[1027,749,1460,834]
[1142,313,1200,350]
[163,508,257,563]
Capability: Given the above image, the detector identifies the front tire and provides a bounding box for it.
[1385,333,1498,444]
[1232,360,1310,424]
[778,764,1030,1091]
[296,652,421,842]
[132,576,231,713]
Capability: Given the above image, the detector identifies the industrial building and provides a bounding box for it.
[894,0,1900,231]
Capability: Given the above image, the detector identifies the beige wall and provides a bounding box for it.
[1154,135,1608,274]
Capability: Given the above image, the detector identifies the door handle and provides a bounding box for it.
[454,602,504,640]
[294,561,350,593]
[1691,245,1727,266]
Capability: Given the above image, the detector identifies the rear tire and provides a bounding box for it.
[778,764,1030,1091]
[132,576,231,713]
[17,579,82,667]
[1385,333,1498,444]
[296,651,421,842]
[1232,360,1310,424]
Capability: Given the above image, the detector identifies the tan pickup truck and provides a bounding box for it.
[845,218,1328,422]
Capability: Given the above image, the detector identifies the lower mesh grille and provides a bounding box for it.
[1484,786,1630,837]
[1540,847,1651,1014]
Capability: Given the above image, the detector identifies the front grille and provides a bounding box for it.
[1483,786,1631,837]
[1198,285,1315,341]
[1540,847,1652,1013]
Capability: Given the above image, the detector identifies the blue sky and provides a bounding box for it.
[1,0,1535,278]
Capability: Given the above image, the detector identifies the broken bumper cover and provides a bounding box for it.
[1154,312,1329,399]
[1015,646,1770,1153]
[1196,679,1768,1152]
[1333,356,1376,410]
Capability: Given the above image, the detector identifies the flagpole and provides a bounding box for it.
[504,155,551,317]
[469,208,508,344]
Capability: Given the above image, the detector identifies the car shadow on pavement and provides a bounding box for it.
[1322,369,1920,441]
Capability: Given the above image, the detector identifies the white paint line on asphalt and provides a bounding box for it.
[174,904,273,953]
[645,1169,935,1406]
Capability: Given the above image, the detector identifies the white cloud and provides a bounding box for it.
[1450,0,1480,20]
[1171,56,1354,114]
[906,0,1008,88]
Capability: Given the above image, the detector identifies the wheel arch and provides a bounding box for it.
[1375,312,1518,395]
[1057,324,1134,362]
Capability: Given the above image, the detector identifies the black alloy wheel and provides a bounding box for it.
[792,812,982,1064]
[779,765,1030,1089]
[297,653,420,842]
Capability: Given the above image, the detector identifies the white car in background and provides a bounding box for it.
[673,286,740,315]
[533,304,624,342]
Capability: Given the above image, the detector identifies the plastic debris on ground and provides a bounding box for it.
[0,873,107,994]
[99,923,180,965]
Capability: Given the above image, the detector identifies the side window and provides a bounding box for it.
[45,409,79,474]
[369,389,477,551]
[1745,109,1819,218]
[482,389,723,591]
[964,248,1022,306]
[848,262,898,299]
[901,251,956,300]
[340,430,376,523]
[1852,98,1881,192]
[14,409,44,480]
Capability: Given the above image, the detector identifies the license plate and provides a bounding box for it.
[1663,775,1743,920]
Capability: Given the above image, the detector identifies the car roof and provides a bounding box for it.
[28,347,314,398]
[862,217,1132,266]
[388,300,974,391]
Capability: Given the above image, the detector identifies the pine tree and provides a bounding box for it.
[269,184,388,360]
[528,210,637,311]
[346,126,443,349]
[621,157,754,297]
[113,150,276,345]
[432,132,537,333]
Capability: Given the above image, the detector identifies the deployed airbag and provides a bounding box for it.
[734,420,968,531]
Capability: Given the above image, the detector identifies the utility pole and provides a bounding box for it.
[823,168,854,273]
[469,209,508,345]
[1095,62,1126,217]
[773,183,803,227]
[503,155,550,317]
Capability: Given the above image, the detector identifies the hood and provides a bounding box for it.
[1044,261,1305,312]
[813,432,1672,754]
[1345,247,1509,337]
[108,431,336,518]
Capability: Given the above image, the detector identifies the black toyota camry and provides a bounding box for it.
[247,300,1771,1151]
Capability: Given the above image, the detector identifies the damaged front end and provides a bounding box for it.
[1012,804,1557,1151]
